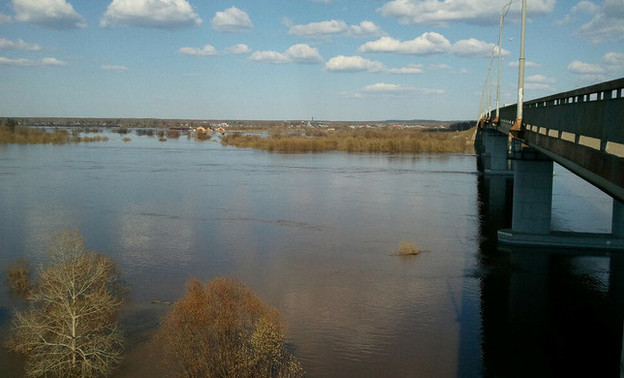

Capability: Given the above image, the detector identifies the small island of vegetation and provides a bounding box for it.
[0,119,108,144]
[221,126,475,154]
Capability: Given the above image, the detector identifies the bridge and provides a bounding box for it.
[475,77,624,250]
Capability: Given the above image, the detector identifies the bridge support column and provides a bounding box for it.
[499,151,624,250]
[511,158,553,234]
[614,200,624,238]
[483,129,511,174]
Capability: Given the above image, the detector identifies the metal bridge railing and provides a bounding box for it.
[498,77,624,154]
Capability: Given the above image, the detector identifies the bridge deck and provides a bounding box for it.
[489,77,624,203]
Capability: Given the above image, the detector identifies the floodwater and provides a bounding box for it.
[0,131,621,377]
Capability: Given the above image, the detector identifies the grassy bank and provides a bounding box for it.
[221,127,475,154]
[0,124,108,144]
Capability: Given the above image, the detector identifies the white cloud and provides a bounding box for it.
[0,37,42,51]
[289,19,347,38]
[0,57,37,66]
[250,44,323,64]
[572,1,601,16]
[227,44,251,55]
[525,74,555,90]
[568,60,605,75]
[388,64,424,74]
[211,6,252,32]
[325,56,426,75]
[377,0,555,26]
[284,44,324,63]
[358,32,504,58]
[101,64,128,71]
[41,57,66,66]
[362,82,414,93]
[451,38,510,58]
[250,50,290,64]
[359,33,451,55]
[603,51,624,67]
[325,55,386,72]
[13,0,86,29]
[347,21,386,38]
[0,13,11,24]
[177,44,218,57]
[101,0,201,29]
[0,56,66,66]
[566,53,624,83]
[288,19,385,39]
[577,0,624,43]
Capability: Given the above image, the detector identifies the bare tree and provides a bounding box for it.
[6,230,124,377]
[152,277,303,377]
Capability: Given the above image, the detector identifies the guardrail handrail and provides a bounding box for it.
[497,77,624,146]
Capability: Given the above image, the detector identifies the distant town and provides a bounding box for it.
[3,117,474,132]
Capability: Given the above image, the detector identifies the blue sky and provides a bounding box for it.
[0,0,622,121]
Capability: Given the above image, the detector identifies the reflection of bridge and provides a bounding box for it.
[475,77,624,249]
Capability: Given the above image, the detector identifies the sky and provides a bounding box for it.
[0,0,622,121]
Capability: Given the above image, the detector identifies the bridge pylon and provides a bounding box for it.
[497,142,624,251]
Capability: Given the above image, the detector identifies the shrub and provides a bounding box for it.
[397,241,421,256]
[221,127,475,154]
[195,132,212,141]
[5,258,30,295]
[152,277,303,377]
[111,127,130,134]
[166,130,180,138]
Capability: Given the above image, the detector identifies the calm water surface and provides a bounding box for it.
[0,131,620,377]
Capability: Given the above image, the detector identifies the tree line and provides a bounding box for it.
[4,230,303,377]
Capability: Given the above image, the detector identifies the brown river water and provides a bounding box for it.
[0,131,620,377]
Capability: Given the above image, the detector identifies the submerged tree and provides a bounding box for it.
[6,230,124,377]
[152,277,303,377]
[5,258,31,296]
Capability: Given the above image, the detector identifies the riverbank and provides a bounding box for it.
[220,127,476,154]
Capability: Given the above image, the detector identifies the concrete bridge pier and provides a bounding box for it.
[511,157,553,234]
[613,200,624,238]
[482,129,512,174]
[499,148,624,250]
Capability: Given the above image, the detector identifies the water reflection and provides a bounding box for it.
[476,171,624,377]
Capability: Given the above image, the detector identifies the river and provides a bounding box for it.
[0,130,621,377]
